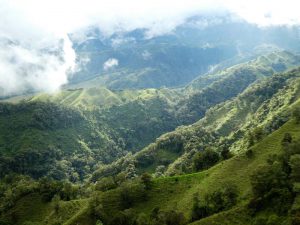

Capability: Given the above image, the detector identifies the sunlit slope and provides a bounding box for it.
[6,117,299,225]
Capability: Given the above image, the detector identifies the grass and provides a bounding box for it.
[79,118,300,225]
[4,118,300,225]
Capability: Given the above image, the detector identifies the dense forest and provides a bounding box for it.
[0,49,300,225]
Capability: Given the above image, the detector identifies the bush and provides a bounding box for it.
[221,148,232,160]
[140,173,153,190]
[95,177,116,191]
[293,107,300,124]
[249,162,293,214]
[282,133,293,146]
[193,149,220,171]
[119,181,147,209]
[149,208,187,225]
[246,149,254,158]
[289,154,300,182]
[191,184,238,221]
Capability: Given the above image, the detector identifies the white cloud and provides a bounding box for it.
[0,0,300,96]
[142,50,152,60]
[103,58,119,71]
[0,36,75,96]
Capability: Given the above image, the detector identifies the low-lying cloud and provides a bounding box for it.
[0,0,299,96]
[103,58,119,71]
[0,36,76,96]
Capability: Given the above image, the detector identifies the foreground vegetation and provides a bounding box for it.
[1,51,300,224]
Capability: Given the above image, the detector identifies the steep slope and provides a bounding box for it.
[92,67,300,180]
[0,51,298,182]
[70,18,300,90]
[2,107,299,225]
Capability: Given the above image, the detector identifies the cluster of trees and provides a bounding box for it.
[177,66,260,124]
[90,173,156,224]
[93,208,187,225]
[248,134,300,224]
[0,174,88,217]
[192,149,221,171]
[191,184,238,221]
[191,145,233,172]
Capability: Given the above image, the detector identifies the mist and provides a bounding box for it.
[0,0,299,96]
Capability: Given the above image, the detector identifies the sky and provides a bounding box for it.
[0,0,299,96]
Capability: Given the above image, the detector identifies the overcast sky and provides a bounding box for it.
[0,0,299,96]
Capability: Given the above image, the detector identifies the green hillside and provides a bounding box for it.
[1,107,300,225]
[1,52,296,181]
[1,51,300,225]
[92,67,300,181]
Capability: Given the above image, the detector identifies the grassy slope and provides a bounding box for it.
[98,118,300,225]
[93,67,300,180]
[7,117,299,225]
[31,87,182,110]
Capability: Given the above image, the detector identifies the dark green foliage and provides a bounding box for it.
[0,175,38,214]
[148,208,187,225]
[119,181,147,209]
[249,162,293,214]
[193,149,220,172]
[252,215,283,225]
[140,173,153,190]
[248,127,265,147]
[282,132,293,146]
[38,178,80,202]
[291,211,300,225]
[221,147,232,160]
[246,149,254,158]
[191,184,238,221]
[293,107,300,124]
[52,194,61,214]
[95,177,117,192]
[289,154,300,182]
[109,209,136,225]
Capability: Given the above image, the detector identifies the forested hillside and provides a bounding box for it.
[1,70,300,225]
[2,2,300,225]
[0,51,298,182]
[1,52,300,225]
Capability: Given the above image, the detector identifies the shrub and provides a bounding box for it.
[246,149,254,158]
[191,184,238,221]
[293,107,300,124]
[140,173,153,190]
[193,149,220,171]
[119,181,147,209]
[282,133,293,146]
[249,163,293,214]
[95,177,116,191]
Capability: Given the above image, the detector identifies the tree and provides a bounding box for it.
[95,177,116,191]
[119,182,146,209]
[193,149,220,171]
[125,163,137,180]
[249,162,293,214]
[293,107,300,124]
[289,154,300,182]
[52,194,61,214]
[191,184,238,221]
[221,147,232,160]
[140,173,153,190]
[282,133,292,146]
[136,213,148,225]
[248,127,264,147]
[96,220,104,225]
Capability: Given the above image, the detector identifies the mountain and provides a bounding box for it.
[0,51,298,182]
[91,64,300,180]
[69,17,300,90]
[1,44,300,225]
[1,66,300,225]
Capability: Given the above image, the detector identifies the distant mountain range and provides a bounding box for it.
[68,16,300,89]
